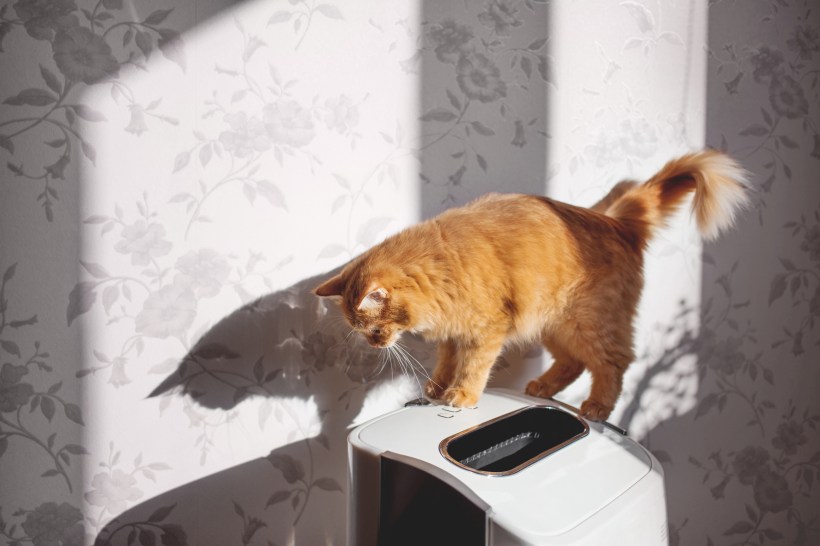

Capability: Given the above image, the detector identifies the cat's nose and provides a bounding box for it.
[367,331,387,348]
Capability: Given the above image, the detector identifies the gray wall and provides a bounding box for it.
[646,1,820,544]
[0,0,817,545]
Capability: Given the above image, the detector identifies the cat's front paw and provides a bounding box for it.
[442,387,479,408]
[424,379,446,399]
[525,379,558,399]
[580,399,613,421]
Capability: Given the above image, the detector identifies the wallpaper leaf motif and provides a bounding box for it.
[93,503,185,546]
[655,1,820,544]
[0,1,184,222]
[1,501,85,546]
[2,0,817,544]
[420,5,550,208]
[0,263,87,494]
[266,0,344,50]
[4,0,538,544]
[84,444,176,541]
[267,439,344,528]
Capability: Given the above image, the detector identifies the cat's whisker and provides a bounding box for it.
[395,343,432,377]
[405,356,430,397]
[391,346,412,375]
[374,347,390,377]
[388,346,406,378]
[393,344,418,378]
[391,344,426,397]
[394,343,435,387]
[382,347,396,382]
[386,351,401,381]
[381,348,401,381]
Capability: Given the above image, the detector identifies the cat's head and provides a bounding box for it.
[314,267,413,349]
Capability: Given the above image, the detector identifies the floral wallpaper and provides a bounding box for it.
[537,0,711,437]
[644,0,820,544]
[418,0,550,216]
[0,0,548,544]
[1,0,817,545]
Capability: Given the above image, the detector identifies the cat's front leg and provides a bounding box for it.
[442,335,505,408]
[425,340,457,399]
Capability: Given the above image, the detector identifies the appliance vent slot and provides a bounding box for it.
[441,406,588,475]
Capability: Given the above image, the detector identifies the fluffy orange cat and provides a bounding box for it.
[315,150,748,420]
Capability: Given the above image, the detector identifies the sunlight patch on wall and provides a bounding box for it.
[350,375,421,428]
[544,0,709,437]
[76,0,421,531]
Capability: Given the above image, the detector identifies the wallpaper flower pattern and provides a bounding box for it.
[2,0,547,544]
[644,1,820,544]
[419,0,549,214]
[0,1,818,546]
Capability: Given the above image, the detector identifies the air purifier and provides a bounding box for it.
[347,388,668,545]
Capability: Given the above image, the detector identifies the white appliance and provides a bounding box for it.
[347,388,668,545]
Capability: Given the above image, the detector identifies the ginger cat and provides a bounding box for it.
[315,150,748,420]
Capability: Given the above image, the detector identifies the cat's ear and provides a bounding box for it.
[314,274,345,298]
[357,287,388,311]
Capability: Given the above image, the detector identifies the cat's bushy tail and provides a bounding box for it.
[600,150,750,246]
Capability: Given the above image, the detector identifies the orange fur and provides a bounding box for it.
[315,150,749,419]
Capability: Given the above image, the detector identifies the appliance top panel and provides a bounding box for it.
[352,388,652,537]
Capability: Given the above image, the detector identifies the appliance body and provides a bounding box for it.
[347,388,668,546]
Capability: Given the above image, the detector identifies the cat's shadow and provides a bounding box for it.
[91,270,545,545]
[92,271,434,545]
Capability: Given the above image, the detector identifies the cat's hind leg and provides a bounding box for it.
[573,321,635,421]
[580,355,629,421]
[571,332,633,421]
[525,337,585,399]
[527,328,632,421]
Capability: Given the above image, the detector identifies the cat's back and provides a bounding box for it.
[454,192,539,214]
[429,193,575,271]
[431,192,636,275]
[435,192,572,236]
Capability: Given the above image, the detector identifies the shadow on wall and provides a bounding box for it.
[93,271,430,545]
[90,2,553,544]
[417,0,552,397]
[0,0,558,543]
[79,1,809,544]
[418,1,549,220]
[631,0,820,540]
[68,0,423,543]
[89,266,542,546]
[95,1,820,545]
